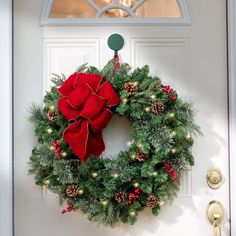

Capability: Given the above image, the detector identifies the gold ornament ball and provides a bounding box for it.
[92,172,98,177]
[169,112,175,118]
[145,107,150,112]
[171,148,176,154]
[129,211,136,216]
[78,189,84,195]
[46,128,53,134]
[61,152,67,157]
[133,182,139,188]
[152,171,158,177]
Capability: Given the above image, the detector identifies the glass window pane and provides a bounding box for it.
[118,0,137,8]
[50,0,97,18]
[50,0,181,19]
[93,0,112,8]
[135,0,181,18]
[101,9,131,18]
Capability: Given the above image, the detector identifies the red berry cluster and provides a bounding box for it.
[126,188,142,205]
[51,140,61,159]
[163,161,179,184]
[61,202,73,214]
[160,84,177,102]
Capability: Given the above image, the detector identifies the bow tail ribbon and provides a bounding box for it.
[63,108,113,163]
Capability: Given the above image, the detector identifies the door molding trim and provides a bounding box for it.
[0,0,13,236]
[227,0,236,234]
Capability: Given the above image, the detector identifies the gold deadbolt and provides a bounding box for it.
[206,168,222,189]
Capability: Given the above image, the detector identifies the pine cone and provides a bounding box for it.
[47,109,57,122]
[136,150,149,161]
[151,102,165,115]
[115,191,126,202]
[66,185,78,197]
[146,195,159,208]
[124,82,138,96]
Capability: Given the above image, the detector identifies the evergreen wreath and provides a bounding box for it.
[28,60,201,226]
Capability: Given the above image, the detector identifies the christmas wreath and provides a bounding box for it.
[29,60,201,225]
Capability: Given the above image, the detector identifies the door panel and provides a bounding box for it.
[14,0,229,235]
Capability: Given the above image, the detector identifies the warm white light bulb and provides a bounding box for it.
[92,172,98,177]
[46,128,53,134]
[150,94,156,100]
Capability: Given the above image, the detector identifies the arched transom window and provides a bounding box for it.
[40,0,191,25]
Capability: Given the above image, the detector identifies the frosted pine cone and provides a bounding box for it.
[146,195,159,208]
[66,185,78,197]
[47,109,57,122]
[151,102,165,115]
[124,82,138,96]
[136,150,149,161]
[115,191,126,202]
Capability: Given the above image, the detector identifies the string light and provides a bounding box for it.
[49,145,55,151]
[159,200,165,206]
[129,211,136,216]
[137,143,143,149]
[46,128,53,134]
[169,112,175,118]
[171,131,176,137]
[130,154,136,160]
[112,173,119,178]
[92,172,98,177]
[123,98,128,103]
[145,107,150,112]
[171,148,176,154]
[44,180,50,185]
[152,171,158,177]
[133,182,139,188]
[61,152,67,157]
[150,94,156,100]
[101,200,108,206]
[186,134,191,140]
[78,189,84,195]
[49,105,55,110]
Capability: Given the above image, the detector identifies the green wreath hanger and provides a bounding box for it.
[28,60,201,226]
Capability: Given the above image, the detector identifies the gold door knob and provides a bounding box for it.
[206,200,224,236]
[206,168,222,189]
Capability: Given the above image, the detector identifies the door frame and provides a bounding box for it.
[0,0,235,235]
[0,0,13,236]
[227,0,236,235]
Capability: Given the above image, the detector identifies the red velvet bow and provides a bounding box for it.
[58,73,120,163]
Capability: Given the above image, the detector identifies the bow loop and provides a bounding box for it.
[67,83,92,109]
[58,73,120,163]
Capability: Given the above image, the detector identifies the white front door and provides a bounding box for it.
[14,0,229,235]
